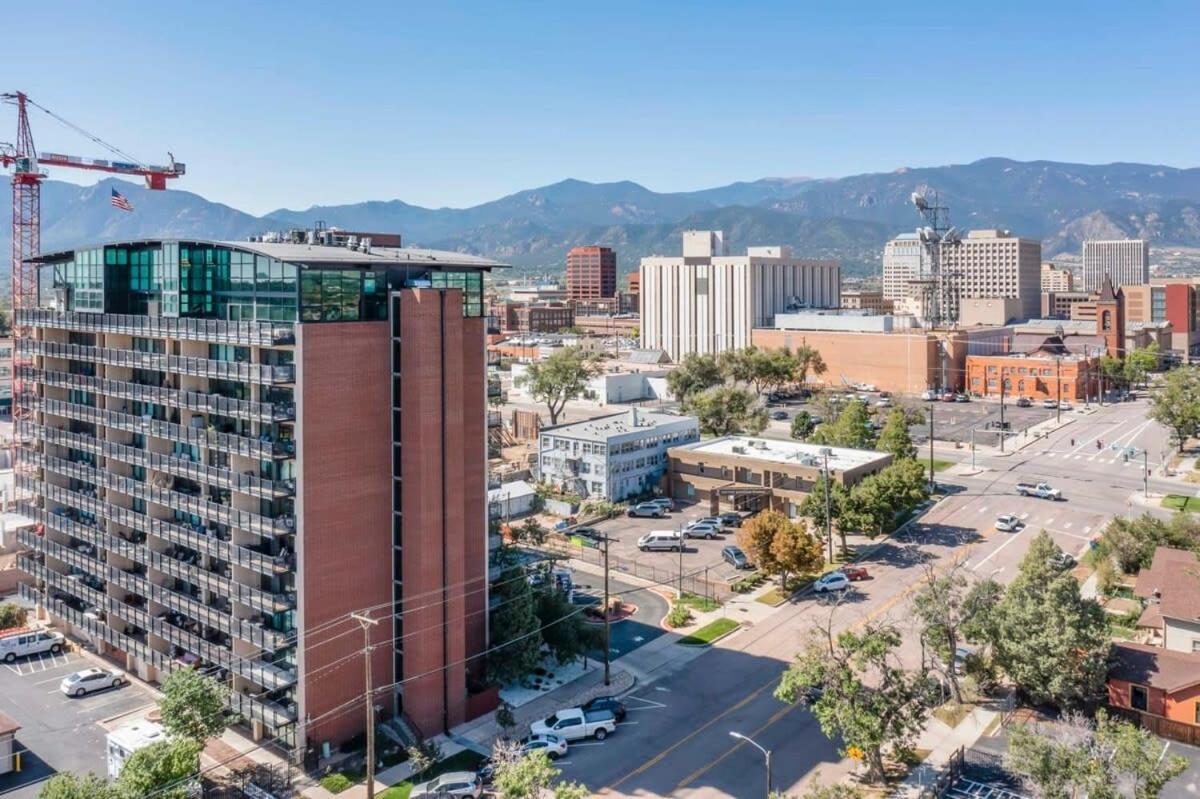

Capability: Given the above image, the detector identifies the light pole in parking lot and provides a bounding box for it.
[926,405,935,492]
[729,731,771,798]
[823,449,833,564]
[601,533,612,687]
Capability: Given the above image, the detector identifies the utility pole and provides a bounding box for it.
[926,406,935,492]
[823,450,833,564]
[602,534,611,687]
[1144,450,1149,498]
[677,522,684,600]
[1056,357,1062,423]
[998,369,1006,453]
[970,427,975,471]
[351,613,381,799]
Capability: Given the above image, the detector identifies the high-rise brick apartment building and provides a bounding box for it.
[566,246,617,300]
[14,237,502,751]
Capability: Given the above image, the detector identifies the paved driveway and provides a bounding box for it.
[0,649,155,799]
[570,575,670,660]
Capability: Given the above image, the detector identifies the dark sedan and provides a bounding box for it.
[582,695,627,722]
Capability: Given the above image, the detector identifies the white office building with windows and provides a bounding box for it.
[1083,239,1150,291]
[536,408,699,501]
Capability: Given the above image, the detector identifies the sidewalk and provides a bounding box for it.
[893,704,1001,799]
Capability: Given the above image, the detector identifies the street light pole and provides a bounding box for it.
[823,450,833,564]
[926,405,935,492]
[729,731,772,798]
[1056,357,1062,424]
[602,534,612,687]
[998,368,1006,453]
[970,427,975,471]
[1144,451,1149,498]
[351,612,381,799]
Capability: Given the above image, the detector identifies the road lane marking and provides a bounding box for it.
[972,526,1027,572]
[1084,525,1092,534]
[1045,518,1055,526]
[674,699,802,792]
[1064,522,1073,529]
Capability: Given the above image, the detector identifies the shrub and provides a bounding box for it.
[666,605,693,628]
[320,773,354,794]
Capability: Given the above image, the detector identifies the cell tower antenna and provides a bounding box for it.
[909,189,961,328]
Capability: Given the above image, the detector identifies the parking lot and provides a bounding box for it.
[909,399,1062,445]
[0,648,155,799]
[564,503,754,595]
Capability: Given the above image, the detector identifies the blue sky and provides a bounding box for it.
[3,0,1197,215]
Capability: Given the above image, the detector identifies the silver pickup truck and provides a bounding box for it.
[529,707,617,741]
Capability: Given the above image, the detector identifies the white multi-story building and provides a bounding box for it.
[537,408,700,501]
[1083,239,1149,291]
[639,231,839,362]
[1041,263,1074,293]
[881,233,925,301]
[882,229,1041,321]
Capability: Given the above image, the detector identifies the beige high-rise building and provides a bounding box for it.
[1083,239,1149,291]
[882,234,924,301]
[1041,263,1074,293]
[640,231,839,361]
[940,229,1042,320]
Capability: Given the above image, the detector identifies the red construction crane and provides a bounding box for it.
[0,91,185,425]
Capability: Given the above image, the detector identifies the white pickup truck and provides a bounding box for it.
[1016,481,1062,500]
[529,707,617,741]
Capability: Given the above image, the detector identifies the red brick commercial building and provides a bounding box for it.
[965,345,1099,401]
[490,300,575,334]
[16,237,501,752]
[566,246,617,300]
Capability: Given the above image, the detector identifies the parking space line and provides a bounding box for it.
[1063,522,1073,529]
[1045,518,1055,526]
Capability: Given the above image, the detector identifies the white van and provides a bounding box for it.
[0,629,65,662]
[637,530,682,552]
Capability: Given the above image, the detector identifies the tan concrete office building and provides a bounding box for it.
[941,229,1042,319]
[882,233,924,301]
[1083,239,1149,291]
[639,231,839,361]
[1041,263,1074,293]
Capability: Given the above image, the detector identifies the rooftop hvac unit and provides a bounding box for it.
[732,446,746,454]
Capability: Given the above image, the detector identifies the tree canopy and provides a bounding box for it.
[1148,365,1200,450]
[735,510,823,587]
[809,399,875,450]
[790,411,815,440]
[875,408,916,461]
[515,346,602,425]
[158,667,229,744]
[666,353,725,402]
[117,738,202,799]
[683,385,767,436]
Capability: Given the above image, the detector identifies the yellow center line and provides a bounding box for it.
[600,520,993,796]
[673,698,801,792]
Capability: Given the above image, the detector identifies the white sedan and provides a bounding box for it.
[994,515,1023,532]
[812,572,851,593]
[61,667,125,697]
[521,733,568,760]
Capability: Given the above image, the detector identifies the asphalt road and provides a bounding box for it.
[570,575,669,660]
[558,398,1173,798]
[0,650,155,799]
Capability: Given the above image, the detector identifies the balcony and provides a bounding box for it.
[15,308,295,346]
[30,449,295,538]
[24,366,295,422]
[18,339,295,384]
[26,422,295,498]
[229,689,297,728]
[487,410,502,428]
[33,397,294,459]
[23,583,164,667]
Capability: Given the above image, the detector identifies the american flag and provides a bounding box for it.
[110,188,134,212]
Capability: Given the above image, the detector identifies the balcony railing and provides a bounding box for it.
[27,422,295,499]
[33,397,295,459]
[15,308,296,346]
[30,449,295,538]
[18,339,295,384]
[229,689,297,728]
[23,366,295,422]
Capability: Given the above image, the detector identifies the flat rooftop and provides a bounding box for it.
[673,436,889,471]
[32,239,507,270]
[543,409,695,443]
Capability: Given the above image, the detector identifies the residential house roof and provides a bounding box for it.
[1109,641,1200,693]
[1133,546,1200,624]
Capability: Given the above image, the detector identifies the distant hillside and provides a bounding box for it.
[6,158,1200,285]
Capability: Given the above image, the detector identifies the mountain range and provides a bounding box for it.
[5,157,1200,280]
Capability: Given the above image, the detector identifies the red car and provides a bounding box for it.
[839,565,869,581]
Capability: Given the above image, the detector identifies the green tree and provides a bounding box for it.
[911,563,974,703]
[1096,710,1188,799]
[515,346,602,425]
[38,773,122,799]
[405,739,443,782]
[776,622,936,784]
[495,700,517,740]
[983,532,1111,707]
[840,460,929,541]
[1149,365,1200,450]
[790,411,815,440]
[769,775,865,799]
[810,399,874,449]
[736,510,823,587]
[487,561,544,684]
[0,602,28,629]
[799,473,849,555]
[158,667,229,744]
[534,582,600,665]
[792,345,827,386]
[514,518,549,546]
[1099,354,1126,389]
[1124,343,1160,387]
[875,408,916,461]
[1098,512,1200,573]
[666,353,724,402]
[683,385,767,436]
[492,749,590,799]
[117,738,202,799]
